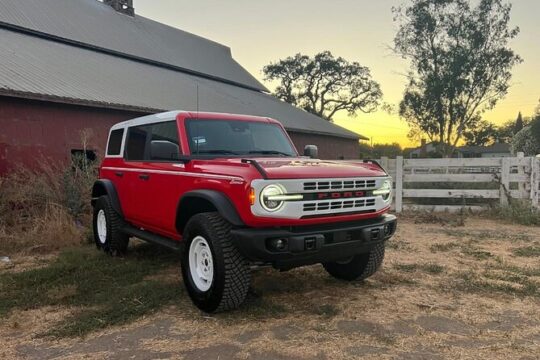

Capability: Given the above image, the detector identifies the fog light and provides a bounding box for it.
[384,223,394,236]
[269,238,288,251]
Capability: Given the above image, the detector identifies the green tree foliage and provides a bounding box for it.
[515,112,524,133]
[393,0,522,156]
[531,101,540,145]
[263,51,382,121]
[512,126,540,156]
[463,120,499,146]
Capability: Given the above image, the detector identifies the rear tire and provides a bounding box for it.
[92,195,129,256]
[181,212,250,313]
[323,242,385,281]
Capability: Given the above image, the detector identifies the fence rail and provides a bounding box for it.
[378,155,540,213]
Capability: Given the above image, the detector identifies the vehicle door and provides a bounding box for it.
[123,120,184,235]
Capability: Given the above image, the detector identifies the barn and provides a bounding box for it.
[0,0,366,174]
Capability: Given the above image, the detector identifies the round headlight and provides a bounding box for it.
[260,184,285,212]
[374,180,392,202]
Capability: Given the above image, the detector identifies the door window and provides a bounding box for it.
[125,121,180,161]
[106,129,124,156]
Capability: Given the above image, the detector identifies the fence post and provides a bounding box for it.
[500,157,510,206]
[532,157,540,209]
[380,157,389,173]
[395,156,403,213]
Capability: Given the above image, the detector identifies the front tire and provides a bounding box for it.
[181,212,250,313]
[92,195,129,256]
[323,242,385,281]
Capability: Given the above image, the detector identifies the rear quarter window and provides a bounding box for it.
[107,129,124,156]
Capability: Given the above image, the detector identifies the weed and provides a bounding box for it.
[0,244,181,338]
[487,201,540,226]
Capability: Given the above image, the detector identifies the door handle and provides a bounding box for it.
[139,174,150,181]
[115,171,124,177]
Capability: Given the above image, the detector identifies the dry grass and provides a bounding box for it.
[1,217,538,360]
[0,159,96,255]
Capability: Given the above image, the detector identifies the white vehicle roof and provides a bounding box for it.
[110,111,185,130]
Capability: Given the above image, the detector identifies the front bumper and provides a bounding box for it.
[231,214,397,270]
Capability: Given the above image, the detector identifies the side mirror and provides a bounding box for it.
[304,145,318,159]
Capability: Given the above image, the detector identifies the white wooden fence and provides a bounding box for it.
[378,155,540,213]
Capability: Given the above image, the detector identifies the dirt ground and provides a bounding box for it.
[1,217,539,360]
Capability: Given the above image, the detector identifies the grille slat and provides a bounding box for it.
[303,179,376,191]
[303,198,376,212]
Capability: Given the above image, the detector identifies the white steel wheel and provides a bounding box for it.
[188,236,214,292]
[96,209,107,244]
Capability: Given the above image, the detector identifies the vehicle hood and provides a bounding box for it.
[241,158,387,179]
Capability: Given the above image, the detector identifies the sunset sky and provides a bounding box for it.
[136,0,540,148]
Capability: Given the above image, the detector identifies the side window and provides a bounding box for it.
[125,121,180,161]
[149,121,181,161]
[106,129,124,156]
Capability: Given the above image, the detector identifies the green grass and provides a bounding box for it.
[461,247,493,260]
[429,237,494,260]
[0,244,182,338]
[450,262,540,299]
[393,263,445,275]
[430,243,460,253]
[512,246,540,257]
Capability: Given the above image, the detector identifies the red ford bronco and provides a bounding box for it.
[91,111,397,312]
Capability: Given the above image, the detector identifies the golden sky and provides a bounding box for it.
[136,0,540,147]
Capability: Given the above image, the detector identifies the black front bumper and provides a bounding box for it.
[231,214,397,270]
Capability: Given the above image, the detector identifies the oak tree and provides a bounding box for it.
[263,51,382,121]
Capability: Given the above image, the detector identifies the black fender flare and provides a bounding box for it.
[91,179,123,216]
[176,190,244,233]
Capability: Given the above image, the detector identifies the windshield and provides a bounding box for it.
[185,119,297,157]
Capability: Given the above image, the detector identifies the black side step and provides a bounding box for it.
[122,225,182,252]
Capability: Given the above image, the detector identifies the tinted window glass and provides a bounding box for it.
[125,121,180,161]
[107,129,124,156]
[185,119,296,156]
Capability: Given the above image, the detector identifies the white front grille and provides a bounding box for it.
[303,198,376,212]
[251,177,390,219]
[303,179,376,191]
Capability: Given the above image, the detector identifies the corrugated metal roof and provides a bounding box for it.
[0,0,266,91]
[0,28,361,140]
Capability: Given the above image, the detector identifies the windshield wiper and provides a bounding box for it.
[196,150,241,155]
[248,150,292,157]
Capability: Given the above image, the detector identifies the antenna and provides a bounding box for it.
[195,84,200,155]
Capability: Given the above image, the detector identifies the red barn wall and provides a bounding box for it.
[288,131,360,160]
[0,96,360,174]
[0,96,145,173]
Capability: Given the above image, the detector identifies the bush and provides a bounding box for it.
[0,159,97,254]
